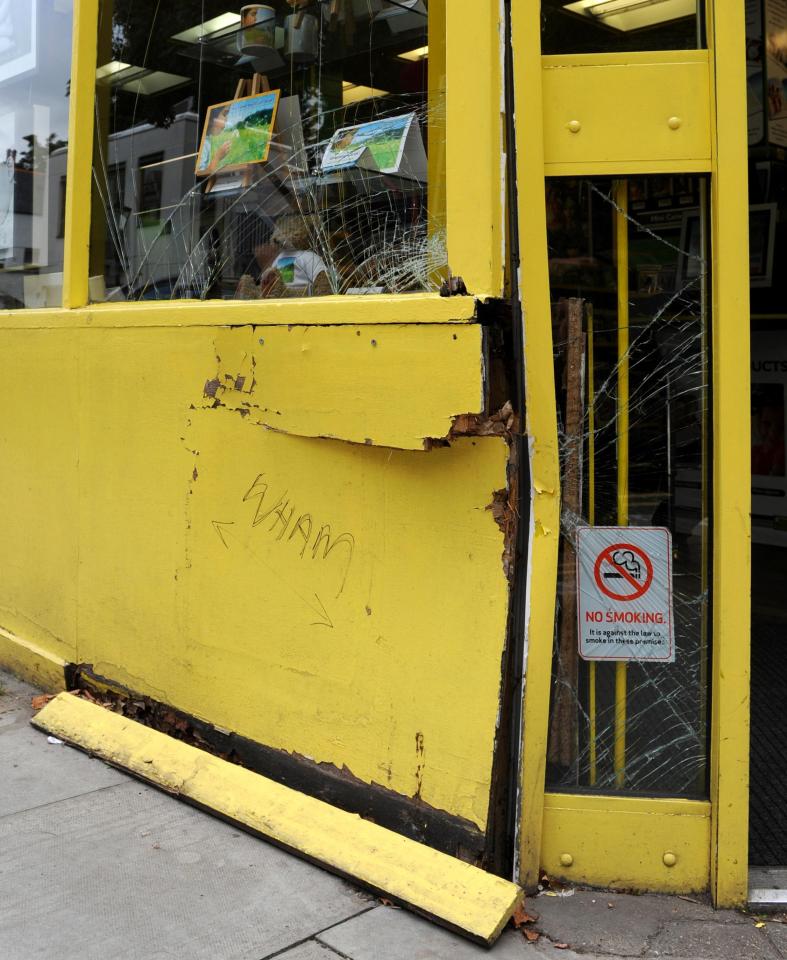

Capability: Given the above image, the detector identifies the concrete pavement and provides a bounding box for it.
[0,668,783,960]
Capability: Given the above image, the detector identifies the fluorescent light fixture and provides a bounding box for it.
[119,71,190,96]
[398,45,428,61]
[373,0,427,34]
[342,83,389,104]
[563,0,695,31]
[96,60,147,84]
[171,12,241,44]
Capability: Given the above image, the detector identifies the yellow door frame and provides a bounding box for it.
[512,2,751,904]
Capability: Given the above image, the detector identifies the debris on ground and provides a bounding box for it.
[511,902,542,943]
[537,871,576,898]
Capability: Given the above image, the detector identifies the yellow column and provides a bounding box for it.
[614,179,629,790]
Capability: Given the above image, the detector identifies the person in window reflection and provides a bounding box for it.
[237,213,332,298]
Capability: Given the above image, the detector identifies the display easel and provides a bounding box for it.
[204,73,271,195]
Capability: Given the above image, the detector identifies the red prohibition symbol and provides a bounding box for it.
[593,543,654,602]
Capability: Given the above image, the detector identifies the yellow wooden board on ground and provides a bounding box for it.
[32,693,523,945]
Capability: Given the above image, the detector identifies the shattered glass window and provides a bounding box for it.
[0,0,73,309]
[541,0,702,55]
[91,1,442,302]
[545,175,711,798]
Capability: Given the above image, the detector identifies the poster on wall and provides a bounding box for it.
[765,0,787,145]
[750,203,777,287]
[752,331,787,546]
[0,0,37,85]
[748,0,766,144]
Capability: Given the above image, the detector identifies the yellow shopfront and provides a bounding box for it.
[0,0,753,914]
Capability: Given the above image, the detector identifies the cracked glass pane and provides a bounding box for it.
[545,175,711,799]
[0,0,73,309]
[91,1,442,302]
[541,0,702,55]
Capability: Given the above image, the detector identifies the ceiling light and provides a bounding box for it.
[96,60,147,84]
[398,45,428,61]
[342,83,389,105]
[373,0,428,34]
[563,0,695,32]
[119,71,190,96]
[171,12,241,45]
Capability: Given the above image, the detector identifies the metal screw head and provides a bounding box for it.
[667,116,682,130]
[567,119,582,134]
[559,853,574,867]
[258,338,265,346]
[663,851,677,867]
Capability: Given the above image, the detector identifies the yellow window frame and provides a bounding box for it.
[512,1,751,906]
[58,0,505,322]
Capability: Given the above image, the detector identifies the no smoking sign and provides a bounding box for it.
[577,527,674,663]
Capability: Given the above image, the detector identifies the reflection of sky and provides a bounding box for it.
[0,1,72,152]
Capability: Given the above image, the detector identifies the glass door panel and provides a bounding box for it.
[545,174,711,798]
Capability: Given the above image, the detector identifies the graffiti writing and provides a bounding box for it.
[243,473,355,598]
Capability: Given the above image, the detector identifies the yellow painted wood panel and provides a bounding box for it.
[207,324,484,449]
[34,693,523,944]
[445,1,504,297]
[66,326,510,829]
[0,331,79,663]
[0,295,477,331]
[542,793,711,893]
[0,628,67,691]
[542,57,712,170]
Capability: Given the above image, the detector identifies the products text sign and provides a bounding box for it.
[577,526,674,663]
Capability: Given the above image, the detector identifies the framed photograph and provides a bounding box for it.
[320,112,427,181]
[0,0,37,85]
[321,114,411,173]
[749,202,777,287]
[195,89,280,177]
[751,330,787,546]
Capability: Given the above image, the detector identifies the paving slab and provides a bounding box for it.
[646,918,779,959]
[318,904,531,959]
[0,778,372,960]
[763,920,787,959]
[532,889,748,957]
[0,673,128,814]
[276,942,348,960]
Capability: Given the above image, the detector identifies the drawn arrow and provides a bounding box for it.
[212,519,334,628]
[212,520,235,549]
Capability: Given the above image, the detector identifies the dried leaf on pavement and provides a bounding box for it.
[523,928,540,943]
[31,694,54,710]
[511,904,538,928]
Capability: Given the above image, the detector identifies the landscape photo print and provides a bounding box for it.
[196,89,281,177]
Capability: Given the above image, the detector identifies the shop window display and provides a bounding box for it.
[0,0,74,309]
[91,1,439,302]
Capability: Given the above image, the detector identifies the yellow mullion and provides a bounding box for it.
[445,0,504,298]
[588,304,597,787]
[511,2,561,891]
[614,179,629,791]
[62,0,100,310]
[705,0,751,908]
